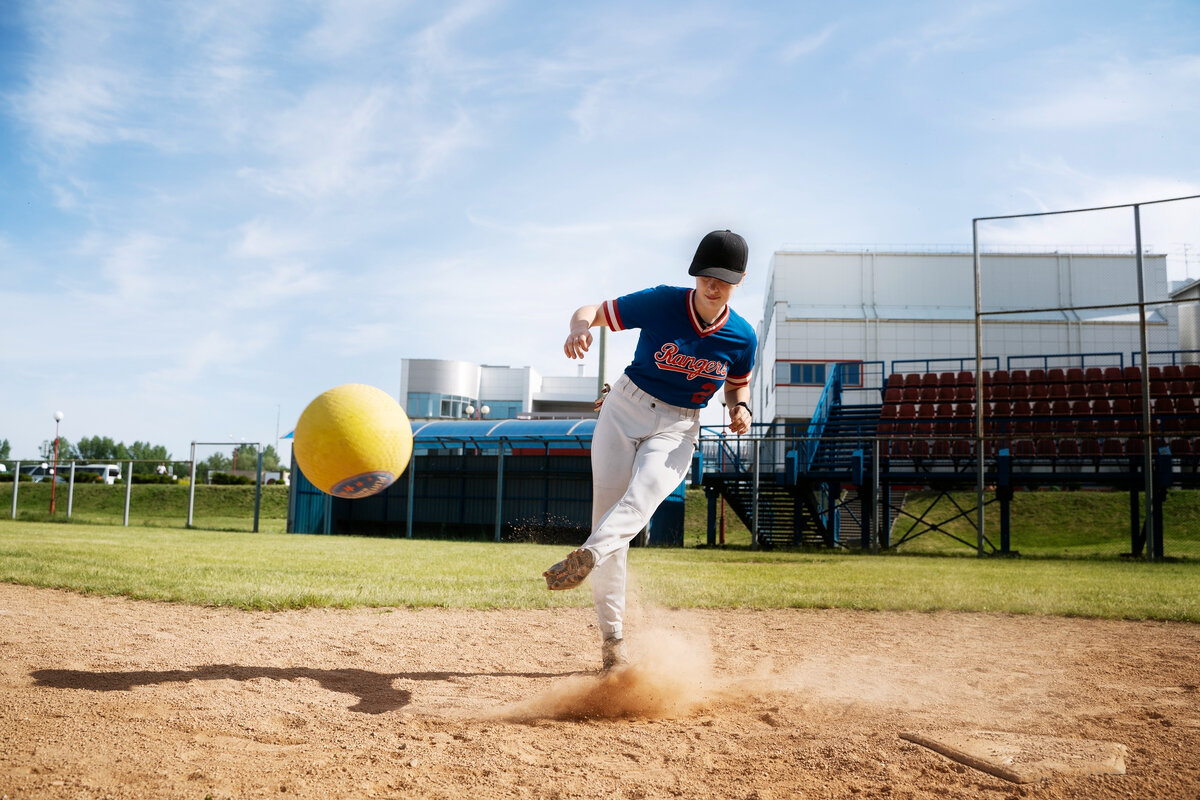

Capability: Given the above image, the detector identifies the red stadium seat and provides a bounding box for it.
[1049,383,1068,399]
[957,370,974,386]
[1148,365,1164,380]
[991,384,1010,401]
[955,385,976,402]
[904,373,922,387]
[1092,397,1112,415]
[1029,368,1046,384]
[939,372,957,387]
[1103,366,1124,383]
[919,386,939,403]
[1124,366,1142,382]
[992,370,1010,385]
[1085,367,1105,383]
[1009,383,1030,400]
[903,386,921,402]
[937,386,957,402]
[886,373,904,390]
[1070,399,1092,416]
[1164,364,1183,381]
[884,387,903,404]
[1011,369,1029,384]
[1183,364,1200,381]
[1048,368,1066,383]
[921,372,939,387]
[1169,379,1190,396]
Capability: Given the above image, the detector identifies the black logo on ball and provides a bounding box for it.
[332,471,396,498]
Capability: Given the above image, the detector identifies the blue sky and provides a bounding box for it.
[2,0,1198,462]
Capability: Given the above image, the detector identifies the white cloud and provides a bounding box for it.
[781,25,836,63]
[1000,54,1200,129]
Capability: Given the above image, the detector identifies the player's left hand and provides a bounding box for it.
[729,405,751,435]
[593,383,610,412]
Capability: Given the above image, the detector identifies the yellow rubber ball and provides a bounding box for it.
[293,384,413,498]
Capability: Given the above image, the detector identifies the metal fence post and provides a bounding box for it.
[406,457,416,539]
[751,438,761,549]
[494,447,505,543]
[67,462,76,518]
[187,442,197,528]
[11,461,20,519]
[253,451,263,533]
[123,461,133,526]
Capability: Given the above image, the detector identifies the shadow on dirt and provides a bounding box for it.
[30,665,581,714]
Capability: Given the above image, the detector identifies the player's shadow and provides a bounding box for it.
[30,665,578,715]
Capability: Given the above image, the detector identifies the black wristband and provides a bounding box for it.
[735,401,752,418]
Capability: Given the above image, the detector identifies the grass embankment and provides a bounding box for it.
[4,482,289,532]
[0,521,1197,622]
[891,489,1200,558]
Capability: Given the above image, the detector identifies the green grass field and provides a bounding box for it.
[3,482,1198,622]
[0,520,1197,621]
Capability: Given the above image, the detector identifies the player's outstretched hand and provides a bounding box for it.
[729,405,751,435]
[564,327,593,359]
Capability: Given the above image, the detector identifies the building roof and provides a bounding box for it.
[410,418,596,451]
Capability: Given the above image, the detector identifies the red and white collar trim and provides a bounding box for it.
[687,289,728,336]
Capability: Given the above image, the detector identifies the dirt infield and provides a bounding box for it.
[1,583,1198,799]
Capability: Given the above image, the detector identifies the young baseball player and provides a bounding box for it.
[543,229,757,670]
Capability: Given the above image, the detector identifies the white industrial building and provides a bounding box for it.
[399,358,598,420]
[754,249,1179,426]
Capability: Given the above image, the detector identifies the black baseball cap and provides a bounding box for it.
[688,229,748,284]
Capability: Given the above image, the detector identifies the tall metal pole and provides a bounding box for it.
[973,220,986,557]
[50,411,63,515]
[597,326,608,397]
[1133,204,1156,560]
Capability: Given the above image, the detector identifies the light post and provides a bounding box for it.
[50,411,63,515]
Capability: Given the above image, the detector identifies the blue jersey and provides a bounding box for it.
[600,285,757,408]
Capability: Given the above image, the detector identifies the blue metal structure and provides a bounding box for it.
[287,417,687,545]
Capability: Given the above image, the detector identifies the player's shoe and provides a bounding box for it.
[601,636,629,671]
[542,547,595,590]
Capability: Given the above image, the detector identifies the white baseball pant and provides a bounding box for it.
[582,374,701,639]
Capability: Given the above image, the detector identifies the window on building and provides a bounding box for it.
[774,361,862,387]
[407,392,477,419]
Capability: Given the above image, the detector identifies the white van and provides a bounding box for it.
[74,464,123,484]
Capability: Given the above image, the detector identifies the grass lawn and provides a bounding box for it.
[1,521,1197,622]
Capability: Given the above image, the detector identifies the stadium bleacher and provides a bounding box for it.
[879,366,1200,463]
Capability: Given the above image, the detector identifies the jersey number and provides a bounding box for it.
[691,382,719,405]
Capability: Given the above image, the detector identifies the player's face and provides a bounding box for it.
[695,275,738,308]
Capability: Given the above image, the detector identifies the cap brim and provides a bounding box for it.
[689,266,744,284]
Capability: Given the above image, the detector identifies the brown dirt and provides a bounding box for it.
[1,583,1198,800]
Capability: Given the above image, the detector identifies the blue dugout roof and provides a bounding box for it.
[410,418,596,452]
